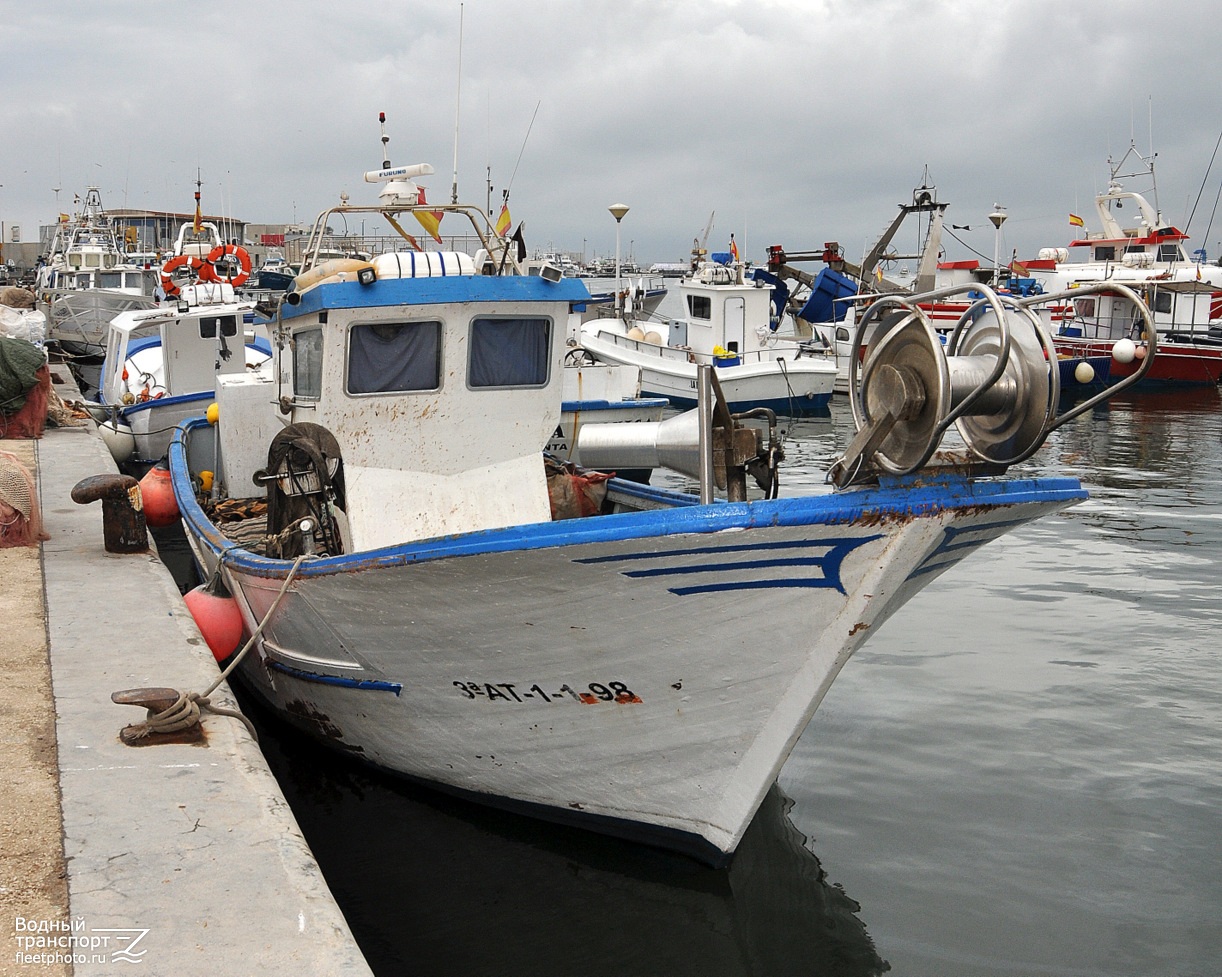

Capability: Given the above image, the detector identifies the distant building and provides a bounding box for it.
[106,208,248,255]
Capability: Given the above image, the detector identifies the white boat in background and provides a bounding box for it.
[160,119,1159,864]
[577,275,668,323]
[580,247,837,415]
[93,281,271,465]
[1014,145,1222,388]
[37,187,159,353]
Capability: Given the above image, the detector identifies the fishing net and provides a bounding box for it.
[0,450,47,547]
[545,457,613,520]
[0,287,37,310]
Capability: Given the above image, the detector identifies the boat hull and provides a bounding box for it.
[171,430,1082,862]
[1054,336,1222,387]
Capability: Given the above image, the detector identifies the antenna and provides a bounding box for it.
[505,101,541,203]
[451,3,464,204]
[379,111,391,169]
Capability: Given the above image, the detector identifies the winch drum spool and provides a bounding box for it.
[949,304,1059,465]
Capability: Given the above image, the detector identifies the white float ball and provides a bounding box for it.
[1111,338,1136,364]
[1074,361,1096,384]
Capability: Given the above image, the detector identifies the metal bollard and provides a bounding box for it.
[71,473,149,553]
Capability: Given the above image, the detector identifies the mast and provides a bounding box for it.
[451,3,464,204]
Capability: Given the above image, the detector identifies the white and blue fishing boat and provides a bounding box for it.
[93,280,271,465]
[579,245,838,416]
[166,134,1155,864]
[37,187,159,355]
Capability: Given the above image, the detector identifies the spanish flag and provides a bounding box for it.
[193,191,203,235]
[1069,213,1085,228]
[414,187,445,244]
[495,204,512,238]
[730,234,739,262]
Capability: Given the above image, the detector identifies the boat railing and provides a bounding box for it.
[597,330,799,367]
[296,202,518,278]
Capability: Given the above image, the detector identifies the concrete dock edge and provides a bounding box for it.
[24,367,373,975]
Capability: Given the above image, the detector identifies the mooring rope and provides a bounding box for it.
[124,554,307,742]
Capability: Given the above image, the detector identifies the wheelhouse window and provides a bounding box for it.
[98,271,123,288]
[468,317,550,387]
[199,314,239,339]
[293,328,324,400]
[347,320,442,394]
[1157,243,1181,262]
[1094,246,1116,261]
[688,295,712,319]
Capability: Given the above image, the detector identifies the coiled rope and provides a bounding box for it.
[123,554,307,742]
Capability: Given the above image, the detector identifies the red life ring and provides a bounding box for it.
[160,254,204,296]
[203,244,252,287]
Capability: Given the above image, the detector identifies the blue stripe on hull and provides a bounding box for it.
[656,391,832,417]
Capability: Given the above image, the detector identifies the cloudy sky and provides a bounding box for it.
[3,0,1221,270]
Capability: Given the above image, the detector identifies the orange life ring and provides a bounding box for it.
[202,244,251,287]
[160,254,204,296]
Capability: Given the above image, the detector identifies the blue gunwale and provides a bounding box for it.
[170,420,1085,581]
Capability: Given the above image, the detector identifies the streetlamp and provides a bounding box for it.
[988,203,1007,286]
[609,203,629,314]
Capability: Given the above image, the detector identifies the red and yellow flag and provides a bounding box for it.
[193,191,203,235]
[1069,213,1085,228]
[495,204,512,238]
[730,234,739,262]
[414,188,444,244]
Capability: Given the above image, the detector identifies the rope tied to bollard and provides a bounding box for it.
[116,555,308,744]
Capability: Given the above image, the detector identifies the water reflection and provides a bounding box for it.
[250,699,889,977]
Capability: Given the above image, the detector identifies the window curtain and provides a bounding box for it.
[348,321,441,394]
[468,318,550,387]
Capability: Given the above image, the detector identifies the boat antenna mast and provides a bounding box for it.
[362,112,434,210]
[1108,139,1162,224]
[451,2,464,204]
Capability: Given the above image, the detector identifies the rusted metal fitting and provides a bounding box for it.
[112,687,205,746]
[71,473,148,553]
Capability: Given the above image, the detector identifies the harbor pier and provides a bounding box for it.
[1,364,371,976]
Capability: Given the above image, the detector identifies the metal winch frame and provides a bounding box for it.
[830,281,1157,487]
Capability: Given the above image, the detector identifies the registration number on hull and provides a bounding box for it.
[453,681,642,704]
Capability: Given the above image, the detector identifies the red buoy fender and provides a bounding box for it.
[184,584,245,662]
[138,462,180,528]
[202,244,252,287]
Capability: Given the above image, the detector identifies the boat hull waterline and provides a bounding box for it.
[171,426,1081,863]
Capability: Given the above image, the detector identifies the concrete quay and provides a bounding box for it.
[1,366,372,975]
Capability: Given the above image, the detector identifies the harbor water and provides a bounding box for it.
[228,380,1221,976]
